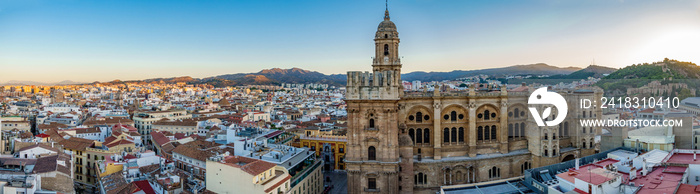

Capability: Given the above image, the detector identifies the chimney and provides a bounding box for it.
[629,167,637,180]
[642,158,648,176]
[576,158,580,170]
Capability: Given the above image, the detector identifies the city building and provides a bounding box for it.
[152,119,198,136]
[58,137,98,192]
[206,155,291,194]
[0,150,75,193]
[133,109,191,147]
[299,128,347,170]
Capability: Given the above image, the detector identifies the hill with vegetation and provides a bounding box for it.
[596,58,700,98]
[507,65,616,85]
[544,65,617,79]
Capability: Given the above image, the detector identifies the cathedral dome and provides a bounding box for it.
[378,20,396,31]
[377,9,396,32]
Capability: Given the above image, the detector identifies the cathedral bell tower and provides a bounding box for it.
[346,5,403,101]
[345,3,402,193]
[373,8,401,73]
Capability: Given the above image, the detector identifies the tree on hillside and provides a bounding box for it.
[678,88,694,100]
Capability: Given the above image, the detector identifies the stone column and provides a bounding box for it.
[500,100,509,154]
[449,170,452,185]
[467,169,470,183]
[472,168,476,182]
[443,169,446,185]
[433,100,442,160]
[468,101,477,157]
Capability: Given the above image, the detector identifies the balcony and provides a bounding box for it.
[290,159,322,187]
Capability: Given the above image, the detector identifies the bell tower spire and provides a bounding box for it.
[385,0,390,20]
[373,0,401,74]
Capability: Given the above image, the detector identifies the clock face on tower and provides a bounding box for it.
[384,56,389,63]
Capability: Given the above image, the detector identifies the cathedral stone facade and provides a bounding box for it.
[345,7,603,194]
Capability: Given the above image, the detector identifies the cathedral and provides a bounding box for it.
[344,6,603,194]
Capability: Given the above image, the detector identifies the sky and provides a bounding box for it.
[1,0,700,83]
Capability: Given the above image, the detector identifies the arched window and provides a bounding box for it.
[424,129,430,144]
[451,127,457,143]
[408,128,415,143]
[544,149,548,157]
[559,123,563,137]
[369,119,375,128]
[514,108,520,118]
[478,126,483,140]
[384,34,388,39]
[450,111,457,121]
[368,146,376,160]
[458,127,464,142]
[416,112,423,123]
[484,110,491,120]
[384,44,389,55]
[521,162,532,174]
[416,128,423,144]
[489,166,500,179]
[491,125,497,140]
[417,172,426,184]
[564,122,569,136]
[444,128,450,143]
[520,122,525,138]
[484,126,490,140]
[508,124,514,139]
[514,123,519,137]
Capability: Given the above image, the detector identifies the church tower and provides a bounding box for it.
[345,3,402,193]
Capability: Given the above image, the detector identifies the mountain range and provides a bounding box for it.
[0,80,83,86]
[2,63,609,87]
[402,63,582,82]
